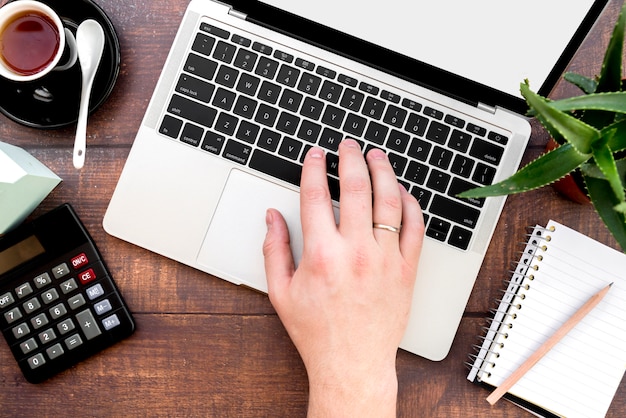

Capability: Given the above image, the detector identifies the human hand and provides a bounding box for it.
[263,139,425,417]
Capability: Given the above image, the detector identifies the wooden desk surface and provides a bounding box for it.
[1,0,625,416]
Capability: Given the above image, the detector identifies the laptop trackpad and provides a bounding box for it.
[196,169,305,293]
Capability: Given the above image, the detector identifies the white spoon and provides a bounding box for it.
[73,19,105,169]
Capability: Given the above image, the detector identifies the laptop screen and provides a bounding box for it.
[234,0,608,114]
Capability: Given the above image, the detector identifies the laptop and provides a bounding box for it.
[103,0,608,361]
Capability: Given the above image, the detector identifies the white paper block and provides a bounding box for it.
[0,141,62,234]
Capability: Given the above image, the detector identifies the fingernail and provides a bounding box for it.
[342,138,360,148]
[368,148,386,160]
[265,209,274,227]
[307,147,324,159]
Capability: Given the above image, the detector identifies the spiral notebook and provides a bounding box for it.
[467,220,626,418]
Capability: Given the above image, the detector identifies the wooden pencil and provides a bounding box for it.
[486,282,613,405]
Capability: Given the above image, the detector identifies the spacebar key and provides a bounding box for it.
[249,150,302,188]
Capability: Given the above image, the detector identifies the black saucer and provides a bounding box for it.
[0,0,120,129]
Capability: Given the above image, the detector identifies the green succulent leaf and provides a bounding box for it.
[606,119,626,151]
[584,174,626,250]
[549,92,626,114]
[596,2,626,93]
[521,81,600,154]
[458,143,590,198]
[564,72,598,94]
[591,130,625,202]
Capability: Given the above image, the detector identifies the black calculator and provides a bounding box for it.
[0,204,135,383]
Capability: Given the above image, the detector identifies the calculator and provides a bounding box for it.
[0,204,135,383]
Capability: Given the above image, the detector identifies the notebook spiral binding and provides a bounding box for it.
[466,225,554,382]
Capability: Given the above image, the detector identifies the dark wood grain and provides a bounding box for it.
[1,0,625,416]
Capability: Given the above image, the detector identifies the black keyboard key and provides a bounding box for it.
[426,169,450,193]
[426,218,451,241]
[343,113,367,137]
[319,80,343,104]
[448,129,472,152]
[402,98,422,112]
[257,128,281,152]
[181,123,205,146]
[231,34,251,47]
[488,131,509,145]
[388,153,407,177]
[274,50,294,63]
[213,41,236,63]
[233,49,258,71]
[359,82,379,95]
[386,129,410,153]
[429,195,480,229]
[223,140,252,165]
[381,90,401,103]
[300,97,324,120]
[408,138,431,161]
[215,65,239,88]
[316,66,336,79]
[448,178,484,207]
[321,105,346,129]
[326,152,339,176]
[467,123,487,136]
[410,186,432,209]
[214,112,238,136]
[233,96,257,119]
[340,88,365,112]
[404,161,429,185]
[470,138,504,165]
[428,146,453,170]
[364,121,388,145]
[319,128,343,152]
[258,81,282,104]
[201,131,226,154]
[426,121,450,144]
[338,74,358,87]
[449,226,472,250]
[278,137,303,160]
[383,105,407,128]
[184,54,218,81]
[254,104,279,127]
[212,87,236,111]
[295,58,315,71]
[250,149,302,187]
[444,114,465,129]
[199,23,229,39]
[405,113,428,137]
[191,33,216,56]
[450,155,474,178]
[423,106,443,120]
[362,96,385,120]
[255,56,279,79]
[472,163,497,185]
[276,65,300,87]
[297,120,322,143]
[236,120,260,143]
[176,74,215,103]
[276,112,300,135]
[252,41,272,55]
[297,73,322,95]
[236,73,261,96]
[279,89,303,112]
[159,115,183,139]
[168,95,216,128]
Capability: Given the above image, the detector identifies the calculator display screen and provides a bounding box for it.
[0,235,45,276]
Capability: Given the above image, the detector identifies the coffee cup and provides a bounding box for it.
[0,0,77,82]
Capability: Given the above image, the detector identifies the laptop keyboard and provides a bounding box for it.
[158,21,510,251]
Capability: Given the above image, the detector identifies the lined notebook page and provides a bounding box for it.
[468,220,626,418]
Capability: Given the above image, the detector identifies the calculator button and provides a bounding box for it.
[28,353,46,369]
[4,307,22,324]
[77,309,102,340]
[60,278,78,295]
[23,297,41,314]
[0,292,15,307]
[15,283,34,298]
[68,294,86,310]
[12,322,31,339]
[71,253,89,269]
[41,288,60,305]
[49,303,67,319]
[102,314,121,331]
[31,313,49,329]
[20,338,38,354]
[38,328,57,345]
[33,273,52,289]
[46,343,64,360]
[52,263,70,280]
[78,268,96,285]
[65,333,83,350]
[86,284,104,301]
[57,318,75,335]
[94,299,112,315]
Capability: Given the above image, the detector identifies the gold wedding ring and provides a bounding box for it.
[373,223,401,233]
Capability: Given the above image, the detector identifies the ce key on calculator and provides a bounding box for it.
[0,204,135,383]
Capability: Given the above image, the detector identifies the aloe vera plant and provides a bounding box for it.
[460,2,626,250]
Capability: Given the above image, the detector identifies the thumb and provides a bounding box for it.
[263,208,295,302]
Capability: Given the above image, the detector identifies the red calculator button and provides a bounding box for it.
[78,268,96,285]
[71,253,89,269]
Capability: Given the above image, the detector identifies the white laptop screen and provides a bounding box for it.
[250,0,606,113]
